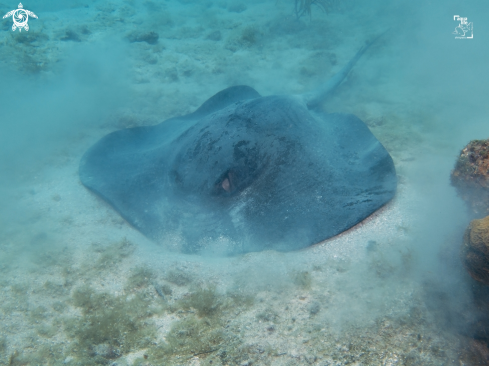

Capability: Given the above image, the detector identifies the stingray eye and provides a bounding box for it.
[222,177,231,192]
[214,169,237,195]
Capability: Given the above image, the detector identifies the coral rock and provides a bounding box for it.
[451,139,489,215]
[462,216,489,285]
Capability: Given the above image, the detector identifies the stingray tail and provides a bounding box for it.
[304,30,389,110]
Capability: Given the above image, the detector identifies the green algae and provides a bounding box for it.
[240,25,259,45]
[165,268,194,286]
[28,305,48,321]
[368,251,395,279]
[227,290,255,308]
[179,286,222,317]
[36,323,57,338]
[294,0,340,19]
[257,307,279,323]
[65,285,159,362]
[91,237,135,271]
[6,344,66,366]
[41,280,70,297]
[10,282,29,296]
[126,265,156,289]
[146,285,257,365]
[150,287,225,363]
[52,300,67,313]
[153,282,172,297]
[400,248,415,273]
[152,316,224,358]
[0,336,6,356]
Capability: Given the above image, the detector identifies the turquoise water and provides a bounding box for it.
[0,0,488,365]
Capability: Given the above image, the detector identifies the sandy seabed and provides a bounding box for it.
[1,0,488,365]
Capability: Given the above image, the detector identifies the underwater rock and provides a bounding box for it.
[451,139,489,215]
[462,215,489,285]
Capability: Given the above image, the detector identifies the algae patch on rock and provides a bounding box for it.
[462,215,489,285]
[451,139,489,216]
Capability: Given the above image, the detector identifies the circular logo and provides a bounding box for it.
[13,8,28,28]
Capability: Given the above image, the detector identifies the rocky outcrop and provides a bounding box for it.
[451,139,489,216]
[462,216,489,285]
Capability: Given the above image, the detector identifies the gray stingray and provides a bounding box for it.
[80,37,397,255]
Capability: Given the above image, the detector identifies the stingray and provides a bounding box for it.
[80,36,397,255]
